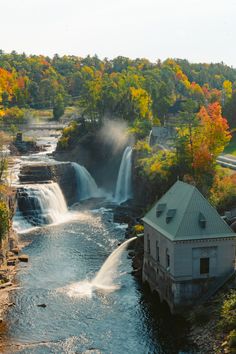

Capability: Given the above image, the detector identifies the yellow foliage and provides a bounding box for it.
[130,87,152,119]
[223,80,233,99]
[133,224,144,234]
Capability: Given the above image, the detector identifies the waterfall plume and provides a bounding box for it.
[114,146,133,204]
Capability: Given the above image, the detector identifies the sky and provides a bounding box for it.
[0,0,235,66]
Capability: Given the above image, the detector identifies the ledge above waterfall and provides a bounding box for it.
[18,162,77,206]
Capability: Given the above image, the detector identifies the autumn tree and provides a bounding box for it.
[53,94,65,120]
[192,102,230,190]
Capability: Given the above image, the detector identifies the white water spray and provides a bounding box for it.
[65,237,137,298]
[114,146,133,204]
[15,182,69,229]
[148,129,153,146]
[72,162,102,201]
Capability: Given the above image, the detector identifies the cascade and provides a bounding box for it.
[72,162,101,201]
[114,146,133,204]
[148,129,153,146]
[65,236,137,297]
[16,182,68,226]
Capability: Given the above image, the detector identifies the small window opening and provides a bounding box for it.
[166,209,176,223]
[199,212,207,229]
[200,257,209,274]
[156,203,166,217]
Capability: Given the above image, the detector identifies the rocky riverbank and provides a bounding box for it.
[188,276,236,353]
[0,236,29,319]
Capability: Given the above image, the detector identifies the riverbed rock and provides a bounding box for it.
[7,258,17,266]
[11,247,19,255]
[18,255,29,263]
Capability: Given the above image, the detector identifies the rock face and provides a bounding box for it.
[54,131,126,192]
[19,162,77,206]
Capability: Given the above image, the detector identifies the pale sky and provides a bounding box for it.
[0,0,235,66]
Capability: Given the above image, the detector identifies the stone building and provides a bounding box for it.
[142,181,236,313]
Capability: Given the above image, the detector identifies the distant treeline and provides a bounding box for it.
[0,51,236,126]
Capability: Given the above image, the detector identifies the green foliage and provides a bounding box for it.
[0,157,8,181]
[133,140,152,154]
[57,121,79,150]
[228,330,236,348]
[224,132,236,156]
[53,94,65,120]
[223,91,236,128]
[209,171,236,211]
[219,292,236,332]
[0,200,9,240]
[139,150,176,180]
[2,107,25,123]
[1,51,236,130]
[129,118,152,140]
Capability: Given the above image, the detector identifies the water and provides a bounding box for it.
[92,237,137,290]
[3,127,195,353]
[14,182,70,228]
[72,162,103,201]
[4,211,193,354]
[114,146,133,204]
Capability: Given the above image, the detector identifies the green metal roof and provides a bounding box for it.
[143,181,236,241]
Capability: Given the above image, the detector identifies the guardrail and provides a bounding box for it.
[217,155,236,170]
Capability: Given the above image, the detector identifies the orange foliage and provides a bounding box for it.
[190,102,231,184]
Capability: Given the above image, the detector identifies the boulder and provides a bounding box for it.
[18,255,29,263]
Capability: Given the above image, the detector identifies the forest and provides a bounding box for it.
[1,51,236,210]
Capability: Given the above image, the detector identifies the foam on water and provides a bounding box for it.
[63,237,137,298]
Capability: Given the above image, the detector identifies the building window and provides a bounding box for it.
[147,234,150,254]
[156,241,160,262]
[200,257,209,274]
[166,249,170,270]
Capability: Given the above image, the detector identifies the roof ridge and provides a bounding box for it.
[175,185,196,237]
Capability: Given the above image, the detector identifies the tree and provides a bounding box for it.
[223,80,233,103]
[192,102,231,190]
[53,94,65,120]
[223,90,236,128]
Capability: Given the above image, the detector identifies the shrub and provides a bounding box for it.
[219,292,236,332]
[133,224,144,235]
[2,107,25,123]
[134,140,152,154]
[228,330,236,348]
[209,172,236,212]
[0,200,9,240]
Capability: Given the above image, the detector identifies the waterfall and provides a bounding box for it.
[72,162,101,201]
[64,237,137,298]
[114,146,133,204]
[16,182,68,227]
[148,129,153,146]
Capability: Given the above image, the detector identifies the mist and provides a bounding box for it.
[98,119,132,154]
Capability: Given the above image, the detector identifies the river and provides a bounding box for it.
[2,129,195,354]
